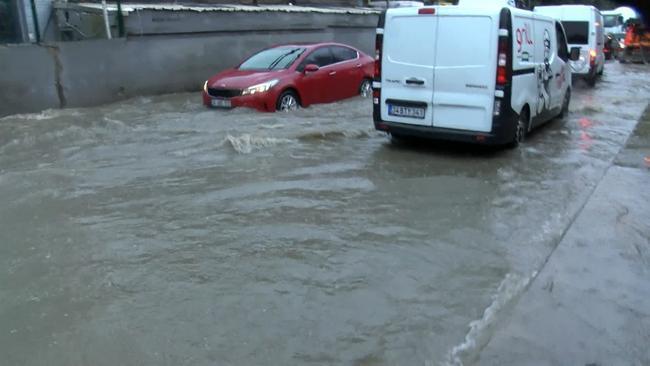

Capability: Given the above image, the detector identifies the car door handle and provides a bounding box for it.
[355,64,362,68]
[405,78,425,86]
[555,73,561,78]
[329,71,337,76]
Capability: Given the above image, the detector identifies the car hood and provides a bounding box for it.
[207,69,288,90]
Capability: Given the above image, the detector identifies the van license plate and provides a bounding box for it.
[211,98,231,108]
[388,104,425,119]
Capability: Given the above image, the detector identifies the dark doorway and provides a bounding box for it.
[0,0,22,43]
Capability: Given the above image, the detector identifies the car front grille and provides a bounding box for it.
[207,88,242,98]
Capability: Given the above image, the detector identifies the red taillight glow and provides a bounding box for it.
[418,8,435,15]
[589,49,597,59]
[497,67,507,85]
[496,37,508,86]
[374,34,383,79]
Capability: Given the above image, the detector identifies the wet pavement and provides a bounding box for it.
[478,105,650,366]
[1,62,649,366]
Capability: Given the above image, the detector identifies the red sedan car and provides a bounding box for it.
[202,42,374,112]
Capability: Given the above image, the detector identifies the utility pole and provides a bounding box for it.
[116,0,125,37]
[101,0,112,39]
[29,0,40,42]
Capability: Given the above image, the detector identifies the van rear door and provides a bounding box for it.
[381,9,437,127]
[432,13,496,133]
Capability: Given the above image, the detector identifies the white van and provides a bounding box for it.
[534,5,605,86]
[372,0,577,146]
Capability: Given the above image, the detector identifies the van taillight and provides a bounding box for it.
[374,33,383,80]
[589,49,596,67]
[496,37,508,86]
[372,89,380,105]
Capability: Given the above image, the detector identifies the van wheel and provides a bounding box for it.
[359,79,372,98]
[587,74,597,87]
[510,109,528,148]
[559,89,571,119]
[276,90,299,112]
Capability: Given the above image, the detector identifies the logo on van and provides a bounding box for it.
[516,23,534,53]
[466,84,488,90]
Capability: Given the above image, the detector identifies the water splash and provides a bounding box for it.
[224,134,292,154]
[0,108,81,121]
[442,271,537,366]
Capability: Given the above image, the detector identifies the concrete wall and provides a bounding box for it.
[0,43,60,114]
[0,18,376,117]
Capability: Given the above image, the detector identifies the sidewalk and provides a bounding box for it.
[477,106,650,366]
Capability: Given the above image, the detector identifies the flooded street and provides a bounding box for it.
[1,62,649,366]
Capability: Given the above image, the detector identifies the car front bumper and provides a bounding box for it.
[202,90,279,112]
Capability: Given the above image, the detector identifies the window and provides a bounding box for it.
[297,47,335,71]
[562,21,589,45]
[238,47,306,71]
[331,46,358,63]
[556,22,569,61]
[603,15,620,28]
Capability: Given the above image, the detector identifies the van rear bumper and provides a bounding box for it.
[374,121,512,145]
[373,105,518,146]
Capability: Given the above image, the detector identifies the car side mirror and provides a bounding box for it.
[304,64,319,73]
[569,47,581,61]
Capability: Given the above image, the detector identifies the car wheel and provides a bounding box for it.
[359,79,372,98]
[509,109,528,148]
[276,90,299,112]
[559,89,570,119]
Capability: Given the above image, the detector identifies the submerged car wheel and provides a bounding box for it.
[559,89,571,119]
[510,109,528,148]
[277,90,299,112]
[360,79,372,98]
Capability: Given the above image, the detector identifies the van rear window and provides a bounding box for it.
[562,21,589,45]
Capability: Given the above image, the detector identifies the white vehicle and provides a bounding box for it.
[372,0,577,146]
[602,10,626,36]
[534,5,605,86]
[603,7,640,47]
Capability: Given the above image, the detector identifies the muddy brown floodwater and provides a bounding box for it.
[1,62,649,366]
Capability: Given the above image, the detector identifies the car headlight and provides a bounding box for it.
[203,80,208,93]
[242,79,279,95]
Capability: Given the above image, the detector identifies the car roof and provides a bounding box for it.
[270,42,357,50]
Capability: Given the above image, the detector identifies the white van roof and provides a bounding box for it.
[458,0,516,7]
[534,5,600,20]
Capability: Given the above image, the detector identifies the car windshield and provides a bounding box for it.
[562,21,589,45]
[238,47,306,71]
[603,15,619,28]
